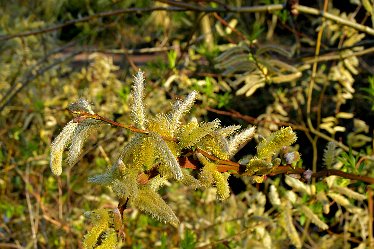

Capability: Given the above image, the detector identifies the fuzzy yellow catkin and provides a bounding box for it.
[199,135,229,160]
[169,90,197,133]
[67,122,98,167]
[257,127,297,159]
[133,136,156,171]
[178,119,220,148]
[83,209,110,249]
[131,70,146,129]
[94,229,117,249]
[316,192,330,214]
[285,175,312,195]
[216,125,241,137]
[327,192,351,208]
[50,121,78,176]
[132,187,179,227]
[149,175,169,191]
[147,114,173,137]
[152,133,182,180]
[332,185,367,201]
[212,171,230,200]
[197,154,216,187]
[180,170,201,189]
[228,126,256,157]
[197,153,230,199]
[112,175,139,200]
[269,185,281,206]
[246,157,272,175]
[300,205,329,230]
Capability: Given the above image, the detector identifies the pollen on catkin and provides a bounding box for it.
[257,127,297,159]
[50,121,78,176]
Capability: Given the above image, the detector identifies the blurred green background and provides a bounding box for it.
[0,0,373,248]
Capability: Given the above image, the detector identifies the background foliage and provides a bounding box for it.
[0,0,373,248]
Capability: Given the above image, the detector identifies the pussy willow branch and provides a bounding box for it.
[1,3,374,41]
[75,112,374,185]
[206,107,358,155]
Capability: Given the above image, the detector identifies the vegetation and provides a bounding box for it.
[1,0,373,248]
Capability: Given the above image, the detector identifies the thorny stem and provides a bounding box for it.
[73,111,374,185]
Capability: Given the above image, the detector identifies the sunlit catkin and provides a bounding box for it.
[132,187,179,227]
[257,127,297,159]
[50,121,78,176]
[131,70,146,129]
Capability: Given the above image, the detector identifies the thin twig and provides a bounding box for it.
[307,0,329,182]
[0,42,76,112]
[303,47,374,64]
[206,107,356,154]
[1,4,373,42]
[297,5,374,35]
[206,107,308,131]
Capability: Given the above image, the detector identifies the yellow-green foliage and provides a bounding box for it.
[257,127,297,159]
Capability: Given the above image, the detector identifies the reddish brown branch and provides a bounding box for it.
[76,112,374,185]
[312,169,374,184]
[206,107,308,131]
[212,12,247,42]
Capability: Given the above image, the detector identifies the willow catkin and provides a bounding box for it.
[131,69,146,129]
[132,187,179,227]
[257,127,297,159]
[50,121,78,176]
[300,205,329,230]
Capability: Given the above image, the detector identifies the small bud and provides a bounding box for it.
[284,151,300,164]
[303,169,313,183]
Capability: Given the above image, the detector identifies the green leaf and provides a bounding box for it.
[180,229,197,249]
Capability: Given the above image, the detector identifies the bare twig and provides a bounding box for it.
[306,0,329,182]
[206,107,308,131]
[303,47,374,64]
[208,107,357,154]
[298,5,374,35]
[1,4,373,42]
